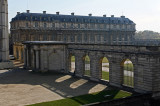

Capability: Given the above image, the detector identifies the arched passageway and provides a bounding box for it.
[84,55,90,76]
[70,55,75,73]
[121,59,134,87]
[101,57,109,81]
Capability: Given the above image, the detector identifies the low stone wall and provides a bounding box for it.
[0,61,13,69]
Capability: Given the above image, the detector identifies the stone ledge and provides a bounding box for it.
[0,61,13,69]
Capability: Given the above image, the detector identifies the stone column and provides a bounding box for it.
[109,56,122,88]
[35,50,39,69]
[0,0,13,69]
[75,52,84,77]
[90,52,101,81]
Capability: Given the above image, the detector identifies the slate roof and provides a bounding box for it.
[11,12,135,24]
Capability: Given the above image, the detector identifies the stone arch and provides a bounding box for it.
[120,58,134,88]
[100,56,110,81]
[68,53,76,73]
[82,54,91,77]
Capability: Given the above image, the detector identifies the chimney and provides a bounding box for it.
[71,12,74,16]
[111,15,114,17]
[56,12,59,15]
[43,11,46,14]
[17,12,20,15]
[121,16,125,18]
[103,14,106,17]
[27,10,30,13]
[89,13,92,16]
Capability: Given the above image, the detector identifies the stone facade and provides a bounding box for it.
[10,10,135,62]
[24,41,160,93]
[0,0,13,69]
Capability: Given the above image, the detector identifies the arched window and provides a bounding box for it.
[70,55,75,73]
[84,55,90,76]
[121,59,134,87]
[101,57,109,81]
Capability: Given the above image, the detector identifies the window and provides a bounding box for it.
[52,23,55,28]
[104,35,107,41]
[77,35,81,42]
[35,22,38,27]
[44,23,47,28]
[64,35,67,41]
[78,24,80,28]
[71,35,75,42]
[43,35,47,40]
[97,35,101,41]
[26,23,28,27]
[84,35,88,42]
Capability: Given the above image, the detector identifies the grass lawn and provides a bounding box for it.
[123,76,134,87]
[29,90,132,106]
[102,71,109,81]
[84,70,90,76]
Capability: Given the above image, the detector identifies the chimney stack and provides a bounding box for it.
[17,12,20,15]
[43,11,46,14]
[121,16,125,18]
[56,12,59,15]
[27,10,30,13]
[71,12,74,16]
[111,15,114,17]
[89,13,92,16]
[103,14,106,17]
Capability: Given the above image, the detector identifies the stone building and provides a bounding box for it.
[10,10,136,62]
[23,41,160,93]
[0,0,13,69]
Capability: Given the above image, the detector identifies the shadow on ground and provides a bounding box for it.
[0,61,110,98]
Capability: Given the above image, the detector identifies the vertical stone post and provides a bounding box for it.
[75,52,84,77]
[90,52,101,81]
[0,0,13,69]
[35,50,39,69]
[109,55,122,88]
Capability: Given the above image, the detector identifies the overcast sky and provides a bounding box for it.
[8,0,160,32]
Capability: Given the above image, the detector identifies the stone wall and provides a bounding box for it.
[24,42,160,93]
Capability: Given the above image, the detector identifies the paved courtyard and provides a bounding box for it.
[0,61,108,106]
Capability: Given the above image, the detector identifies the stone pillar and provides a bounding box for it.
[75,52,84,77]
[24,46,27,68]
[109,56,122,88]
[90,52,101,81]
[35,50,39,69]
[0,0,13,69]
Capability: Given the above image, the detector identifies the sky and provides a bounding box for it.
[8,0,160,32]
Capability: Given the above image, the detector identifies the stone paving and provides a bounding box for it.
[0,61,108,106]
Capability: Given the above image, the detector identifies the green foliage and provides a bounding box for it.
[84,70,90,76]
[29,90,132,106]
[123,76,134,87]
[135,30,160,39]
[123,63,133,71]
[71,56,75,62]
[85,55,90,64]
[102,71,109,80]
[102,57,109,63]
